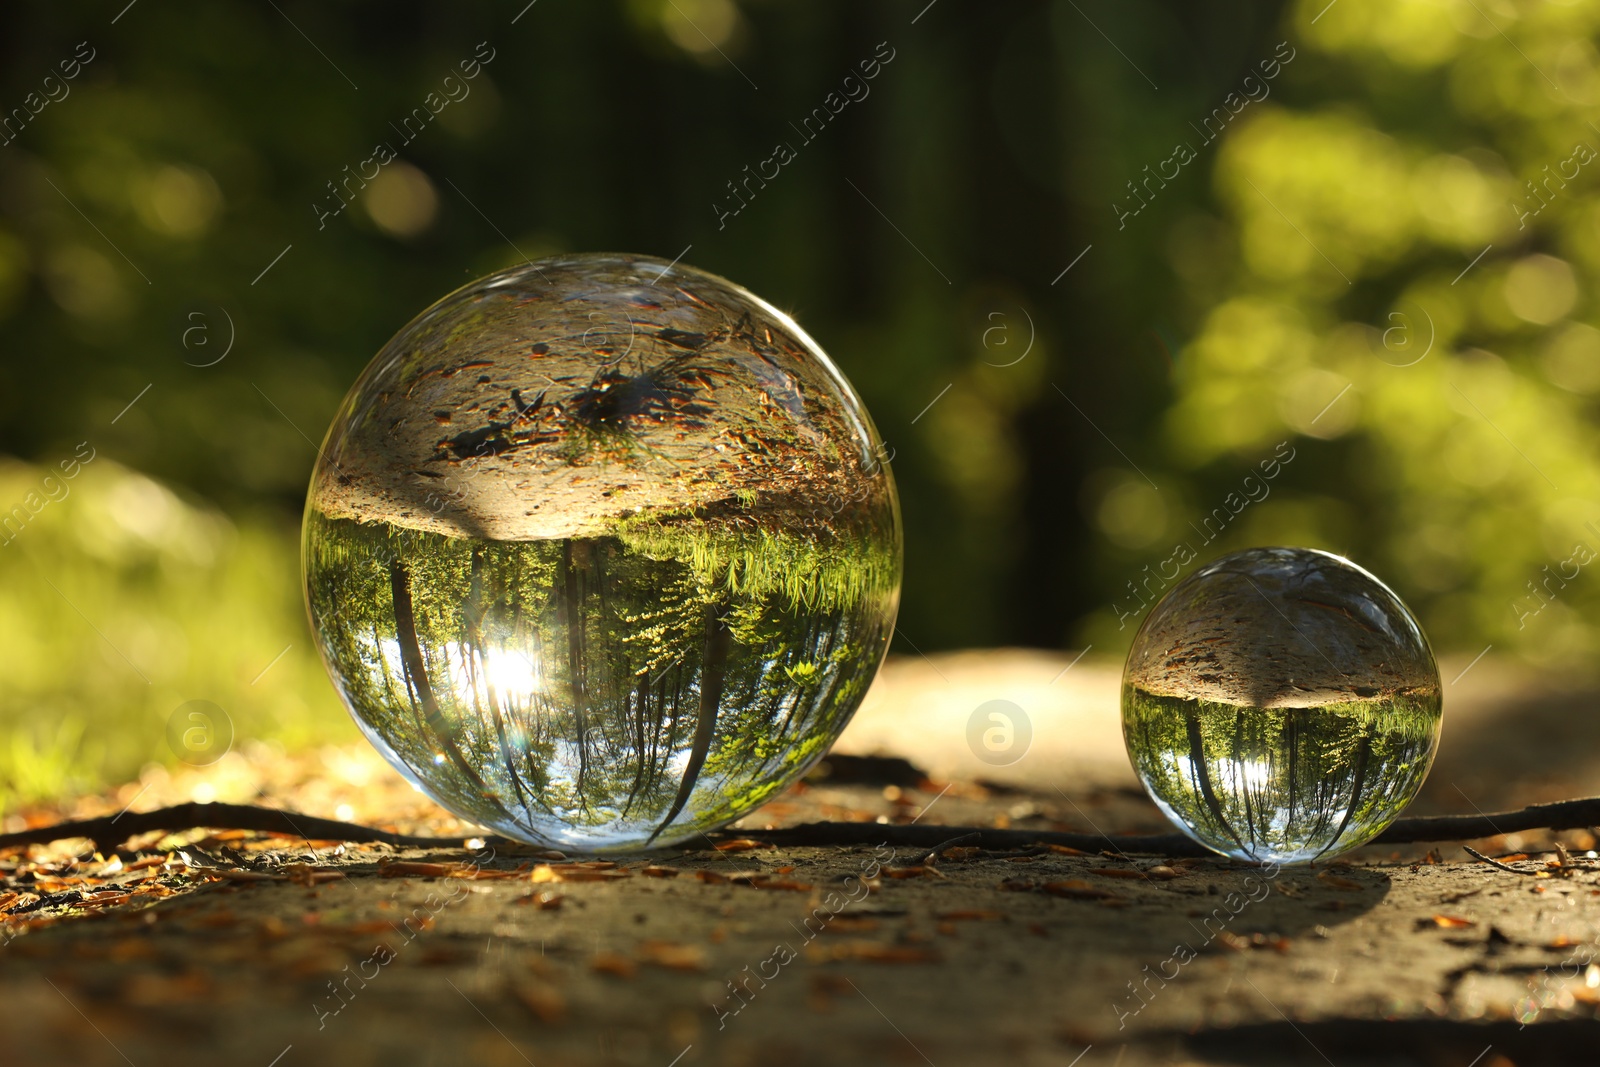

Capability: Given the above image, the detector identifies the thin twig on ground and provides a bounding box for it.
[6,793,1600,858]
[0,802,509,852]
[1462,845,1541,876]
[915,831,982,865]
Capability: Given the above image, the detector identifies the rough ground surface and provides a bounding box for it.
[3,650,1599,1067]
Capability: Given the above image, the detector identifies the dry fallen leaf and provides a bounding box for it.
[1315,871,1366,891]
[464,866,531,881]
[380,859,528,880]
[1420,915,1476,929]
[806,941,941,964]
[555,869,632,883]
[747,877,813,892]
[881,866,946,880]
[511,980,567,1024]
[591,951,638,979]
[1212,931,1292,953]
[696,869,745,885]
[283,864,347,887]
[532,865,630,883]
[211,869,287,883]
[714,839,775,852]
[508,847,567,861]
[378,861,458,878]
[637,940,707,971]
[1041,880,1122,901]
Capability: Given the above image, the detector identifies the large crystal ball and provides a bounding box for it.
[304,254,902,851]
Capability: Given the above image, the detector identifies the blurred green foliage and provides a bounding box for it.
[0,458,318,805]
[3,0,1600,801]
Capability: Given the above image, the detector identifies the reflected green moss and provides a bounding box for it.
[616,510,899,614]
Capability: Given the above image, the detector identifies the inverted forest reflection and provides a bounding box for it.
[306,517,896,851]
[1124,688,1440,864]
[1120,547,1443,864]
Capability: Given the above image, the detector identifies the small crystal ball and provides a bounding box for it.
[1122,547,1441,864]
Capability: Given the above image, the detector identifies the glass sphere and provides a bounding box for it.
[303,253,901,852]
[1121,547,1441,864]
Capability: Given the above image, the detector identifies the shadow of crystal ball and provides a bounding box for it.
[303,253,902,851]
[1121,547,1441,864]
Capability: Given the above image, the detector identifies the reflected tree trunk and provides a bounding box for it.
[466,544,544,819]
[1184,711,1247,855]
[648,598,732,843]
[1315,727,1374,860]
[621,674,651,817]
[560,539,590,807]
[1285,714,1299,841]
[389,559,514,822]
[1232,709,1258,846]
